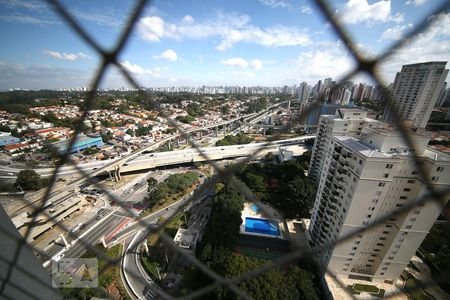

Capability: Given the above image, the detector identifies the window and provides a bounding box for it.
[372,199,379,204]
[412,171,418,175]
[403,188,411,192]
[399,196,407,200]
[396,204,403,207]
[384,173,389,178]
[437,167,444,172]
[368,259,375,262]
[376,243,384,246]
[382,267,388,271]
[359,159,363,164]
[388,256,394,260]
[407,179,416,184]
[380,272,385,275]
[343,268,348,271]
[352,247,357,250]
[354,241,360,244]
[346,258,352,261]
[386,164,393,169]
[432,176,439,182]
[367,214,372,218]
[366,264,372,267]
[378,182,386,187]
[380,237,386,241]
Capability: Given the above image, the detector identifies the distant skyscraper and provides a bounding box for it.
[308,115,450,282]
[383,61,449,128]
[298,82,310,103]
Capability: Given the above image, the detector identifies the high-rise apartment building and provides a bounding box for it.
[309,109,380,183]
[383,61,449,128]
[298,82,310,103]
[308,115,450,282]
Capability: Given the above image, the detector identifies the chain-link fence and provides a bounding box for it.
[1,0,450,299]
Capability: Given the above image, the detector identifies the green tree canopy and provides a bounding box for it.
[15,169,48,191]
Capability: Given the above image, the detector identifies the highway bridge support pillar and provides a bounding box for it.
[199,130,202,139]
[263,128,267,136]
[143,242,149,255]
[176,138,180,148]
[115,166,122,181]
[60,233,69,248]
[168,140,172,150]
[215,126,218,137]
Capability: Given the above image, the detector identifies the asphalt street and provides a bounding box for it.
[45,213,127,273]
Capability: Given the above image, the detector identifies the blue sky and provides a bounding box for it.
[0,0,449,89]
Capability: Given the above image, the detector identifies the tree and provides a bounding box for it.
[147,177,158,192]
[16,169,48,191]
[126,129,134,137]
[277,176,316,219]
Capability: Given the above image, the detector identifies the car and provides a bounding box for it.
[53,253,65,262]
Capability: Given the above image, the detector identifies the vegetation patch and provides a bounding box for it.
[348,283,385,298]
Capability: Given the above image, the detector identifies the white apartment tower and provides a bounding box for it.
[383,61,449,128]
[308,117,450,282]
[309,109,380,183]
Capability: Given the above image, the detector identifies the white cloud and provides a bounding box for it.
[43,50,91,61]
[0,0,48,12]
[379,12,450,82]
[120,60,145,74]
[250,59,263,69]
[338,0,403,24]
[182,15,194,23]
[138,12,311,51]
[406,0,428,6]
[221,58,264,69]
[119,61,163,78]
[0,61,89,90]
[221,57,249,68]
[153,49,178,61]
[0,14,57,24]
[301,6,313,14]
[294,48,355,81]
[380,23,413,40]
[259,0,289,9]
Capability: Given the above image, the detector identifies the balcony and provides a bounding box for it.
[351,266,374,275]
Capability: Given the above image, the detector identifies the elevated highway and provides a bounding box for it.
[14,136,314,177]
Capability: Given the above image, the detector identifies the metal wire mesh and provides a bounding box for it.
[1,0,450,299]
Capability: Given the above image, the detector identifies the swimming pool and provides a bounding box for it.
[245,217,280,236]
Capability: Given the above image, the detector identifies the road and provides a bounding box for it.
[43,212,128,273]
[121,176,215,299]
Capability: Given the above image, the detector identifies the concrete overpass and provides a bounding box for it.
[19,136,315,177]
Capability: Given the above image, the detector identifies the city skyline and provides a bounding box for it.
[0,0,450,89]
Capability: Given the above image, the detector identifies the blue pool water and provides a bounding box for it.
[250,204,260,213]
[245,217,280,236]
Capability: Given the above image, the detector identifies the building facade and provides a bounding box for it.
[308,121,450,282]
[309,109,380,183]
[383,61,449,128]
